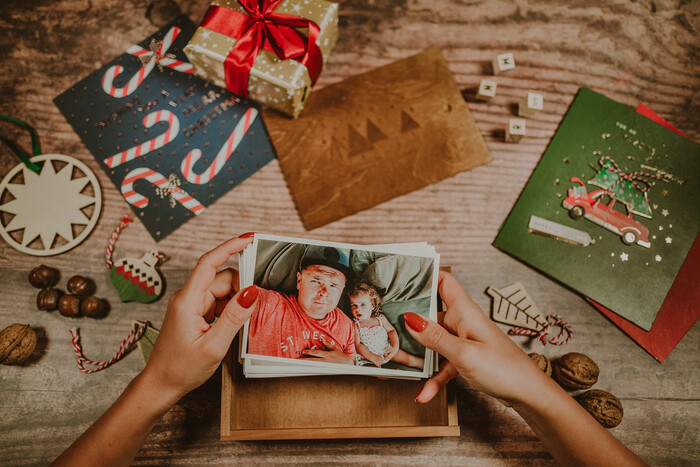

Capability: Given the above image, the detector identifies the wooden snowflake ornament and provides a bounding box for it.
[0,154,102,256]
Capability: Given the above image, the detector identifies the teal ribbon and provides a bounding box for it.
[0,115,42,173]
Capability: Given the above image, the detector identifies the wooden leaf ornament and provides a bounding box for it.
[486,283,547,332]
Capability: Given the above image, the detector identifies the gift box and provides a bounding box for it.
[183,0,338,118]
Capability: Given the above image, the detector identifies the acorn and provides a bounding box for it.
[81,297,107,318]
[37,288,63,311]
[58,295,82,318]
[28,265,59,289]
[67,275,95,297]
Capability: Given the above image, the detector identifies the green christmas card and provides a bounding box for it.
[494,88,700,331]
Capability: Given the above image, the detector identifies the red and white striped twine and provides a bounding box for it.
[70,321,149,374]
[105,216,131,268]
[509,314,573,346]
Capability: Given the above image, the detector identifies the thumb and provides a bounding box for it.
[403,312,464,363]
[205,285,258,355]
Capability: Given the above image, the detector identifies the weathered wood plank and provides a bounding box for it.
[0,0,698,465]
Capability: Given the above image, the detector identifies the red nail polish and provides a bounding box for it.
[404,312,427,332]
[238,232,256,239]
[237,285,258,308]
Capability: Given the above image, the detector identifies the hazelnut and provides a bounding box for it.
[37,288,63,311]
[554,352,599,390]
[528,352,552,377]
[576,389,623,428]
[28,265,59,289]
[58,295,82,318]
[0,324,37,365]
[81,297,107,318]
[67,275,95,297]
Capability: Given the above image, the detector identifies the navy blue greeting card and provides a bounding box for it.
[54,16,276,241]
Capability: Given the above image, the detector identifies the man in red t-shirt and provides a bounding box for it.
[247,246,356,364]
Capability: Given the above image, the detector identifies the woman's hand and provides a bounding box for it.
[404,271,645,466]
[404,271,549,408]
[141,235,259,404]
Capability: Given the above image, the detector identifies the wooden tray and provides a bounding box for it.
[220,346,458,440]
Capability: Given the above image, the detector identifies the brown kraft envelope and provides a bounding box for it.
[263,48,492,230]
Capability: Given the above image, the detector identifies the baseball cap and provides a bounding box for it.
[300,245,354,280]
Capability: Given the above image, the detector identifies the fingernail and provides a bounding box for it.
[237,285,258,308]
[237,232,256,239]
[404,312,427,332]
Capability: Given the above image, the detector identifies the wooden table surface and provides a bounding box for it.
[1,0,698,465]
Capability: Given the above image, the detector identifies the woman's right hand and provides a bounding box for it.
[404,271,551,408]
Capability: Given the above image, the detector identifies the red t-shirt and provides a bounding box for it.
[247,288,356,359]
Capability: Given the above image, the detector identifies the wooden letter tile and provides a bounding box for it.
[477,79,498,100]
[492,52,515,74]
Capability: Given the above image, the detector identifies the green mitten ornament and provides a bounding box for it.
[106,217,165,303]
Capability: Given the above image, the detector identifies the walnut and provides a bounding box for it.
[528,352,552,377]
[576,389,623,428]
[0,324,38,365]
[553,352,599,389]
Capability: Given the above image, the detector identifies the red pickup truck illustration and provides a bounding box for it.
[562,177,651,248]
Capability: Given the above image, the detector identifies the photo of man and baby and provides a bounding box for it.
[241,237,438,376]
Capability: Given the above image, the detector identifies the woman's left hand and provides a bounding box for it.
[141,235,259,404]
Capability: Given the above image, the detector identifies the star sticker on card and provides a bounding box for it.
[655,255,662,262]
[662,209,669,216]
[665,237,672,244]
[620,253,629,261]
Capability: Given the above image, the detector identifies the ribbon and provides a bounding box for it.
[0,115,42,173]
[200,0,322,97]
[70,321,149,374]
[598,155,668,193]
[105,216,166,269]
[509,314,573,346]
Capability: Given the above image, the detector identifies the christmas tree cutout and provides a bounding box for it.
[589,157,656,218]
[486,283,547,331]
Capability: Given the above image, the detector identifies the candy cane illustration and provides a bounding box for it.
[101,26,187,98]
[104,110,179,168]
[180,107,258,184]
[121,168,205,215]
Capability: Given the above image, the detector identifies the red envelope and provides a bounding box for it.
[588,106,699,362]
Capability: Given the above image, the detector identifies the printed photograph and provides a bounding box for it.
[241,236,438,375]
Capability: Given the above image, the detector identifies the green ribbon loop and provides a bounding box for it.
[0,115,42,173]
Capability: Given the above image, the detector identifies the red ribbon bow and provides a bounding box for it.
[201,0,322,97]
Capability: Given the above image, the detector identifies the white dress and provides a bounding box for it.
[355,319,392,366]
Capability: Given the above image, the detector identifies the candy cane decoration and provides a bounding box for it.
[509,314,573,346]
[101,26,188,98]
[121,167,205,215]
[104,110,179,168]
[70,321,149,374]
[180,107,258,184]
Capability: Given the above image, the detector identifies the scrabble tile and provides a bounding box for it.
[477,79,498,100]
[506,118,526,143]
[492,52,515,74]
[518,92,544,117]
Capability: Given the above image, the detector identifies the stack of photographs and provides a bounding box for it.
[238,234,440,380]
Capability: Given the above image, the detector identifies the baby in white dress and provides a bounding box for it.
[348,278,424,370]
